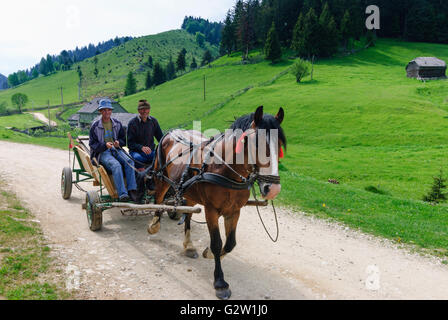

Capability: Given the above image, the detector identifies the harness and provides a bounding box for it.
[152,130,277,206]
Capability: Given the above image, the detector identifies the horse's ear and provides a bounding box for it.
[254,106,263,127]
[276,107,284,125]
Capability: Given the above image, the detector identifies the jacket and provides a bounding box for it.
[89,117,126,163]
[127,116,163,153]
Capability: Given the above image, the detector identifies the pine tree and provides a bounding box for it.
[145,70,152,89]
[152,62,166,86]
[166,57,176,80]
[124,71,137,96]
[46,54,54,73]
[264,22,282,63]
[291,12,305,56]
[302,7,320,58]
[39,57,48,76]
[176,50,186,73]
[340,10,353,50]
[423,169,447,204]
[147,55,153,68]
[318,2,339,57]
[221,10,236,56]
[201,50,213,66]
[190,57,198,69]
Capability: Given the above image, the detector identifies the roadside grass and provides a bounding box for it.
[0,114,44,130]
[0,127,67,150]
[0,182,71,299]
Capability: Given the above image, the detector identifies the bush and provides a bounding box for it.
[290,59,311,83]
[423,169,447,204]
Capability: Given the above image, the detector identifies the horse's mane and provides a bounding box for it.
[230,112,287,149]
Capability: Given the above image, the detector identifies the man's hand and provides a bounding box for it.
[142,146,152,155]
[106,142,114,149]
[114,140,120,148]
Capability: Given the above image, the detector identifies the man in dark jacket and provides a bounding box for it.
[127,100,163,170]
[89,98,138,202]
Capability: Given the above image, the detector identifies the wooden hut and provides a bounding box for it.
[406,57,447,80]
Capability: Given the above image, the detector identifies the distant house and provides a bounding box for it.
[406,57,447,80]
[68,97,135,128]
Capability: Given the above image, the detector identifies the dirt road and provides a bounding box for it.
[0,140,447,300]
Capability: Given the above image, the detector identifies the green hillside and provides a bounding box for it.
[0,29,218,110]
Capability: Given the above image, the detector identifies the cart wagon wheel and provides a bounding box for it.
[86,191,103,231]
[61,167,73,199]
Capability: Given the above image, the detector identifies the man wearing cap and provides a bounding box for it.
[127,100,163,170]
[89,98,138,202]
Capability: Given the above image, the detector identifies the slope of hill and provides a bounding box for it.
[0,29,218,110]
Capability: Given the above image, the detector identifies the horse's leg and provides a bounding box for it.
[220,210,240,259]
[203,206,231,300]
[183,199,198,258]
[147,181,170,235]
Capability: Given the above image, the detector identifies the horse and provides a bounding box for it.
[146,105,286,299]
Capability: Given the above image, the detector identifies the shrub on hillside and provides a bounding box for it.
[423,169,447,204]
[290,59,311,83]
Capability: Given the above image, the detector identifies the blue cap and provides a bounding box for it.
[98,99,113,111]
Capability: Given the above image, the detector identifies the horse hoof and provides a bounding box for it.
[185,248,198,259]
[147,222,160,234]
[202,247,214,259]
[215,288,232,300]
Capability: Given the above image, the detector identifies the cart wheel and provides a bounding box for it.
[61,167,72,200]
[168,211,182,220]
[86,191,102,231]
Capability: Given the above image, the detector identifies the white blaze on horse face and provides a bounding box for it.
[258,129,279,176]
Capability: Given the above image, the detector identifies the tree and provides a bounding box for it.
[318,2,339,57]
[166,57,176,80]
[77,66,83,81]
[290,59,311,83]
[145,70,152,89]
[46,54,54,73]
[195,32,206,48]
[152,62,166,86]
[39,57,48,76]
[340,10,353,50]
[124,72,137,96]
[147,55,153,68]
[176,50,186,73]
[423,169,447,204]
[264,22,282,63]
[291,12,305,56]
[190,57,198,69]
[201,50,213,66]
[11,93,28,113]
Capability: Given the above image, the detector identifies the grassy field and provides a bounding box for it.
[0,182,71,299]
[0,29,218,111]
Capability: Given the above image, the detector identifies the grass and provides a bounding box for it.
[0,114,44,129]
[0,182,71,299]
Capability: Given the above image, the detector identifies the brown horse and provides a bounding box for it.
[147,106,286,299]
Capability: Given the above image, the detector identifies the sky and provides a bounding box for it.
[0,0,236,76]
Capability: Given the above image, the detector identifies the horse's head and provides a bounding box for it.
[231,106,286,200]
